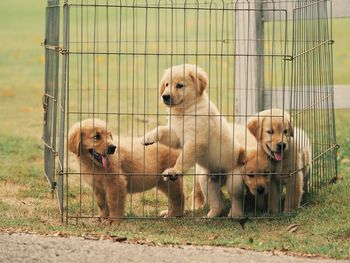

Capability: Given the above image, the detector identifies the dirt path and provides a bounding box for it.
[0,232,346,263]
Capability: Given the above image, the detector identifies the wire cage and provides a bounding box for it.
[43,0,338,223]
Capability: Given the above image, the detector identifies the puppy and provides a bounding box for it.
[141,64,243,198]
[294,127,313,193]
[197,124,270,217]
[230,146,271,216]
[247,108,311,214]
[68,119,184,223]
[68,119,127,222]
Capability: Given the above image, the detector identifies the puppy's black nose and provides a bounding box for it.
[276,142,286,153]
[107,144,116,155]
[256,186,265,195]
[162,94,171,105]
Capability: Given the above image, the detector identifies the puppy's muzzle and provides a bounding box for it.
[162,94,172,105]
[276,142,286,153]
[107,144,116,155]
[256,186,265,195]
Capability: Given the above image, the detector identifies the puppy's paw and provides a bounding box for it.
[140,132,157,146]
[159,209,182,218]
[159,209,169,217]
[227,209,242,218]
[162,168,182,182]
[206,208,221,218]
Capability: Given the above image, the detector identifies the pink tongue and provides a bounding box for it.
[102,156,108,169]
[274,152,282,161]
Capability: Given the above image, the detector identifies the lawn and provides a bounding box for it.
[0,0,349,260]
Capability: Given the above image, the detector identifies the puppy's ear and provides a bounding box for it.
[247,116,261,140]
[68,123,82,156]
[108,130,113,140]
[189,67,208,95]
[237,147,247,166]
[288,120,294,137]
[159,72,167,96]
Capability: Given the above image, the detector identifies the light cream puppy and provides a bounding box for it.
[141,64,243,189]
[247,108,311,214]
[294,127,312,193]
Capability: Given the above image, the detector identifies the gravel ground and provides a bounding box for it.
[0,232,347,263]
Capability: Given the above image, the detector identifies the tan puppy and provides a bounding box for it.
[141,63,243,187]
[234,124,270,198]
[247,108,311,214]
[229,146,271,216]
[68,119,127,222]
[68,119,184,223]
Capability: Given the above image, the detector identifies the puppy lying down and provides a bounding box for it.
[68,118,184,223]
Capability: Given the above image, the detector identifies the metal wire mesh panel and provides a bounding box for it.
[43,0,338,222]
[43,0,60,197]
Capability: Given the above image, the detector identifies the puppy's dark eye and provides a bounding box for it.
[165,83,169,87]
[247,173,254,178]
[93,133,101,140]
[283,129,288,135]
[176,83,184,89]
[266,129,274,135]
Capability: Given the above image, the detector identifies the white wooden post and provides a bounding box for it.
[234,1,264,124]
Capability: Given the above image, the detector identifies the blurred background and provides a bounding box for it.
[0,1,348,141]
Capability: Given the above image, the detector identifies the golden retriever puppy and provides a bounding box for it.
[141,64,243,217]
[68,119,127,222]
[141,64,243,188]
[247,108,311,214]
[229,146,271,216]
[294,127,313,193]
[234,124,270,198]
[118,136,184,217]
[68,119,184,223]
[198,124,270,217]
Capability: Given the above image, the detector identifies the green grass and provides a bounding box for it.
[0,0,350,260]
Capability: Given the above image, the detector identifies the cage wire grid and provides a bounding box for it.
[43,0,338,222]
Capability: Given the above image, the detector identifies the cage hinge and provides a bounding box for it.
[283,55,293,61]
[43,41,68,55]
[329,39,335,45]
[42,94,48,125]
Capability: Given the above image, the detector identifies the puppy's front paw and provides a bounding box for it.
[140,132,157,146]
[227,209,242,218]
[206,208,222,218]
[162,168,182,182]
[159,209,169,217]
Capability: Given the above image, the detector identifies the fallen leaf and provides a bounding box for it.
[112,236,127,242]
[101,235,113,241]
[53,232,63,237]
[82,234,99,241]
[208,235,218,241]
[287,224,298,233]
